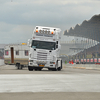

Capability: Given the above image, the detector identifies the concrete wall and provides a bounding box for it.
[0,59,4,66]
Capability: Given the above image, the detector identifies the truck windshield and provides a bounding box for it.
[31,40,56,50]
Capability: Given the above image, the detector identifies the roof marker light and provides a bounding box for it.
[51,31,54,34]
[36,30,38,33]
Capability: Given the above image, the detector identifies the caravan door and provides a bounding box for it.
[11,47,14,63]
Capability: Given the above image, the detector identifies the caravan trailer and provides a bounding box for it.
[4,44,29,69]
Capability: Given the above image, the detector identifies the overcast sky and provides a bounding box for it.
[0,0,100,44]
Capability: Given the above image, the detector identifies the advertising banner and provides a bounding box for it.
[94,58,97,62]
[84,59,86,62]
[87,59,89,62]
[98,58,100,62]
[81,59,83,62]
[77,59,79,62]
[91,58,93,62]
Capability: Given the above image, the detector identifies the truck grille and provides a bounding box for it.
[37,52,47,60]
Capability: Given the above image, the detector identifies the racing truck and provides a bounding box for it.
[28,26,62,71]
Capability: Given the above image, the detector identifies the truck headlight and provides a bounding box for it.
[50,62,55,64]
[29,60,33,62]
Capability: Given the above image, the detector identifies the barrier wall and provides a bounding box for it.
[0,59,4,66]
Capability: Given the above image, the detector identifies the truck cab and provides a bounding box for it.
[28,26,62,71]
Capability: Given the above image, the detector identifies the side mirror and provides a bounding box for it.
[56,41,58,49]
[27,39,31,47]
[56,45,61,50]
[56,45,58,48]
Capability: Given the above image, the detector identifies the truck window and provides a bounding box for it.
[31,40,56,50]
[5,50,9,55]
[25,50,28,56]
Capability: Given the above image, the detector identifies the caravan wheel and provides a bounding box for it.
[20,65,23,69]
[16,63,20,69]
[16,63,22,70]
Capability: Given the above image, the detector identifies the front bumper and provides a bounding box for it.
[29,60,56,68]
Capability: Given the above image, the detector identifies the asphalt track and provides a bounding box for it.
[0,64,100,100]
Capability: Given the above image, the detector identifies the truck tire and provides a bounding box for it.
[58,67,61,71]
[28,66,33,71]
[58,60,62,71]
[48,68,52,71]
[38,68,42,71]
[61,60,62,69]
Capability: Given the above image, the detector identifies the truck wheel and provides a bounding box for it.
[38,68,42,71]
[52,68,57,71]
[58,60,62,71]
[58,67,61,71]
[48,68,52,71]
[61,60,62,69]
[28,66,33,71]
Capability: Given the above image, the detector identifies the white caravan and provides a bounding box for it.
[28,26,62,71]
[4,44,29,69]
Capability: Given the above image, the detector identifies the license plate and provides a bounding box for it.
[39,64,44,67]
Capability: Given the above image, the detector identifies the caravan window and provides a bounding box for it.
[5,50,9,55]
[25,50,28,56]
[16,51,19,55]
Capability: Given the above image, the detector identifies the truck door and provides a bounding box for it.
[11,47,14,63]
